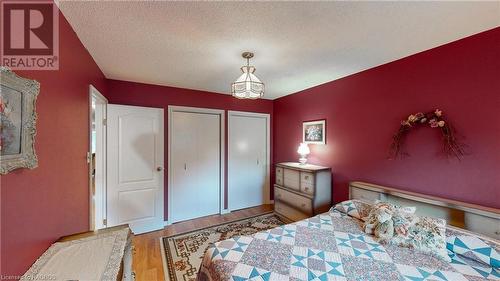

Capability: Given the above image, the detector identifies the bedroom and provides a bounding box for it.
[0,1,499,280]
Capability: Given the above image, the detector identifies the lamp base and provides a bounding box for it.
[299,157,307,165]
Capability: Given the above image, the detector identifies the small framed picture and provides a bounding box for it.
[303,120,326,144]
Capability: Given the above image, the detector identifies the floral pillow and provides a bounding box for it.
[391,216,450,262]
[331,199,372,221]
[447,235,500,268]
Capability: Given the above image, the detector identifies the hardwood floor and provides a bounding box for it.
[132,204,274,281]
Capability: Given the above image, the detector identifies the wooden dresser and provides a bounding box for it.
[274,162,332,222]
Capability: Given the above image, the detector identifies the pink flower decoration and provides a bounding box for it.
[429,119,439,128]
[407,114,417,122]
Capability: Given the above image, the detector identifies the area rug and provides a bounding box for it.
[161,213,285,281]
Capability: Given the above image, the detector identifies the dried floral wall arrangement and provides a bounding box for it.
[389,109,466,160]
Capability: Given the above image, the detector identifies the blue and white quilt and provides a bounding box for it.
[198,210,500,281]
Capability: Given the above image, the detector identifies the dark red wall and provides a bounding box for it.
[0,12,107,276]
[2,10,498,278]
[273,27,500,208]
[105,80,274,219]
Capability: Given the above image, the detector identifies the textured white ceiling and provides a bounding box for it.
[58,1,499,100]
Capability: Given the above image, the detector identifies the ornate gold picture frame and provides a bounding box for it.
[0,67,40,174]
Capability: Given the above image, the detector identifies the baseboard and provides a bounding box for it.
[220,209,231,215]
[163,220,170,227]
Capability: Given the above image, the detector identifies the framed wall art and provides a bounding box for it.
[303,119,326,144]
[0,67,40,174]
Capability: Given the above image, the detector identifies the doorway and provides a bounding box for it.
[89,85,107,231]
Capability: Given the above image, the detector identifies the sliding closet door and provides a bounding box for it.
[170,109,222,223]
[228,111,270,211]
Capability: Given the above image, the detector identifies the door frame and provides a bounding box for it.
[88,85,108,231]
[167,106,226,225]
[228,111,271,211]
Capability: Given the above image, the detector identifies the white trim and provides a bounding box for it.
[88,85,108,231]
[167,106,226,225]
[227,110,271,212]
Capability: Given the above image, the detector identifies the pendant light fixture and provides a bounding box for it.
[231,52,265,99]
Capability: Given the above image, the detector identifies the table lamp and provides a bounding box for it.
[297,143,310,165]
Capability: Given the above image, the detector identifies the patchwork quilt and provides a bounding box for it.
[198,210,500,281]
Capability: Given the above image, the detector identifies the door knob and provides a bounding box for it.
[157,167,164,171]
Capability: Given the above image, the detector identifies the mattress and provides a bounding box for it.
[198,210,499,281]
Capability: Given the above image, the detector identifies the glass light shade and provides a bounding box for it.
[297,143,310,165]
[231,65,265,99]
[297,143,310,155]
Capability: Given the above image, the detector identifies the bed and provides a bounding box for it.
[198,182,499,281]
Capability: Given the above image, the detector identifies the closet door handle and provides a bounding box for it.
[184,164,187,170]
[157,167,164,172]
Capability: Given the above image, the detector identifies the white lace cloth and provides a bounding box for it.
[21,228,130,281]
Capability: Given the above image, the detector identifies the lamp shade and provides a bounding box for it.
[297,143,310,155]
[231,66,264,99]
[231,52,265,99]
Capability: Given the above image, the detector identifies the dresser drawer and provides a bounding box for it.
[301,172,314,184]
[274,186,313,214]
[300,181,314,195]
[275,200,309,222]
[275,167,284,185]
[283,168,300,191]
[300,172,315,195]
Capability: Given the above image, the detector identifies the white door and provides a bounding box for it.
[107,104,164,234]
[228,111,270,211]
[169,108,222,223]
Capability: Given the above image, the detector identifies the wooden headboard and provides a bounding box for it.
[349,181,500,240]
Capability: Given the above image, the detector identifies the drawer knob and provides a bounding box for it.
[305,176,309,180]
[305,187,309,191]
[301,203,306,207]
